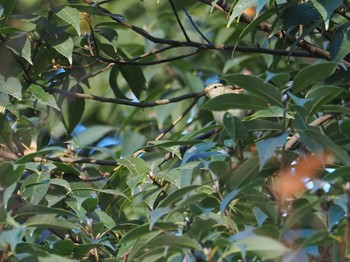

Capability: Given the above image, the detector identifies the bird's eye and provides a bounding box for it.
[213,85,217,89]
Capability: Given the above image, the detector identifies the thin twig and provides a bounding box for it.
[341,182,350,261]
[0,150,118,166]
[168,0,191,42]
[196,0,350,68]
[133,46,175,61]
[183,8,211,44]
[132,97,201,158]
[34,156,118,166]
[46,86,206,107]
[87,1,329,63]
[284,114,338,151]
[156,97,201,141]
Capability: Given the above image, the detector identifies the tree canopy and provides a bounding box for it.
[1,0,350,261]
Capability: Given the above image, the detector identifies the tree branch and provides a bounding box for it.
[284,114,339,151]
[83,0,328,65]
[168,0,191,42]
[196,0,350,68]
[0,150,118,166]
[46,86,206,107]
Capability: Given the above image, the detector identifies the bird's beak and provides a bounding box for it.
[234,88,244,93]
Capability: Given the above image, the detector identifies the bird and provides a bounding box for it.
[204,83,245,124]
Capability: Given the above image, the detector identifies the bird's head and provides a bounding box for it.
[204,83,243,99]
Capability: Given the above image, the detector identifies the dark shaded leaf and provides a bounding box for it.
[203,93,268,111]
[59,85,85,135]
[292,63,338,92]
[118,49,147,99]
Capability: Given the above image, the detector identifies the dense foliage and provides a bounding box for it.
[1,0,350,261]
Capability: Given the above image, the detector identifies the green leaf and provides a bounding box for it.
[227,0,258,28]
[0,162,25,188]
[14,203,73,218]
[253,206,268,226]
[265,72,290,88]
[72,125,115,147]
[53,37,74,64]
[220,189,240,213]
[0,227,24,251]
[340,119,350,141]
[245,106,293,120]
[243,119,282,131]
[121,130,146,157]
[292,63,338,92]
[16,243,74,261]
[282,2,320,28]
[228,155,260,189]
[119,223,177,246]
[59,85,85,135]
[293,106,324,152]
[233,9,275,47]
[21,171,50,205]
[224,236,288,260]
[150,207,172,229]
[6,32,33,65]
[0,75,22,100]
[27,85,60,110]
[156,169,181,188]
[223,74,282,107]
[74,244,102,259]
[109,64,131,99]
[158,185,199,207]
[15,146,64,164]
[26,214,77,230]
[95,209,116,229]
[303,129,350,165]
[145,233,202,250]
[322,105,350,115]
[312,0,342,29]
[0,0,15,27]
[53,240,75,256]
[283,198,324,230]
[119,158,149,176]
[0,114,13,149]
[305,85,344,116]
[118,49,147,99]
[50,178,72,192]
[330,28,350,62]
[223,115,248,142]
[256,133,289,170]
[203,93,268,111]
[56,6,81,35]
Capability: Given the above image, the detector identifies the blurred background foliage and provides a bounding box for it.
[1,0,350,261]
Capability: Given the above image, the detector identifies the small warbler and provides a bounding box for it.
[204,83,245,124]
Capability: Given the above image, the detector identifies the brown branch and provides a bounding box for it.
[47,86,206,107]
[133,46,175,61]
[0,150,18,160]
[34,156,118,166]
[284,114,338,151]
[197,0,350,68]
[132,97,201,158]
[84,0,327,64]
[0,149,118,166]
